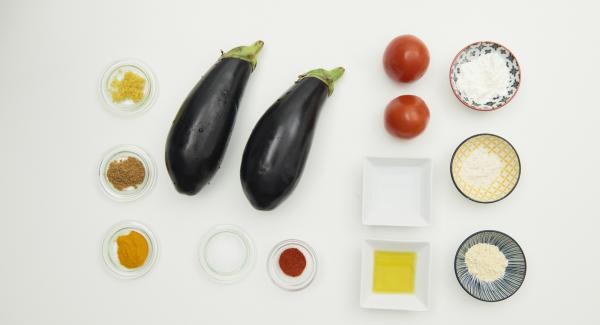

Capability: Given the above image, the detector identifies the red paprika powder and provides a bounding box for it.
[278,248,306,277]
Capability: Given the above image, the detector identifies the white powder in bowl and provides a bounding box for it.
[205,232,247,274]
[465,243,508,282]
[455,53,510,104]
[459,146,504,189]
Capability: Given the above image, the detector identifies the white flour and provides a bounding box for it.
[456,53,510,104]
[465,243,508,282]
[459,146,504,189]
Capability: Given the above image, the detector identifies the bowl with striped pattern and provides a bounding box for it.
[454,230,526,302]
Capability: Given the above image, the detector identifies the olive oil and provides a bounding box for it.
[373,251,416,294]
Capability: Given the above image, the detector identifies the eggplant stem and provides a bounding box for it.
[221,40,264,71]
[299,67,345,95]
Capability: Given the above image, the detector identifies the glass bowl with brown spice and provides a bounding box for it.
[102,221,158,279]
[100,59,157,116]
[98,144,156,202]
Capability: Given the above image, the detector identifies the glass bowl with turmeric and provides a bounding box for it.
[102,221,158,279]
[100,59,157,116]
[98,144,156,202]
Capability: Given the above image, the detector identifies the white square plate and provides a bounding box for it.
[362,157,432,226]
[360,239,431,311]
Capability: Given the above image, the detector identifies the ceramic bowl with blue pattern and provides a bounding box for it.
[450,41,521,111]
[454,230,526,302]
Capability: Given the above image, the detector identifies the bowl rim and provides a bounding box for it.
[449,41,522,112]
[450,133,522,204]
[453,229,527,302]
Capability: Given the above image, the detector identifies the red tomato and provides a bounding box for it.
[383,35,430,83]
[384,95,430,139]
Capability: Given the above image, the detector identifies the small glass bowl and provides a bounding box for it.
[100,59,158,116]
[268,239,317,291]
[199,225,255,284]
[102,221,158,279]
[98,144,156,202]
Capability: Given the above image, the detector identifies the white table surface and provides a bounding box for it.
[1,0,599,323]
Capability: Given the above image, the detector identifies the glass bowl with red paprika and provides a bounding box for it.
[267,239,317,291]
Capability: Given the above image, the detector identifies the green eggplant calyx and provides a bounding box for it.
[299,67,345,95]
[221,40,264,71]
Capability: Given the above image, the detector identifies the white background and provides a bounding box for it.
[1,0,599,323]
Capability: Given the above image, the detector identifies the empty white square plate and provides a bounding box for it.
[360,239,431,311]
[362,157,432,226]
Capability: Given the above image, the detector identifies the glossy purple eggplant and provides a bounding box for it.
[240,67,344,210]
[166,41,263,195]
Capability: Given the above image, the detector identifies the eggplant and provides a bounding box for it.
[166,41,263,195]
[240,67,344,210]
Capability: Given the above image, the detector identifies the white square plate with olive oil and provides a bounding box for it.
[360,239,431,311]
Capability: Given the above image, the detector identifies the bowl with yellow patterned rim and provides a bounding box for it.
[450,134,520,203]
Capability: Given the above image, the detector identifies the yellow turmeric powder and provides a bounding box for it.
[116,231,149,269]
[110,71,146,103]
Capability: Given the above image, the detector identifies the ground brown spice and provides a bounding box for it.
[107,157,145,191]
